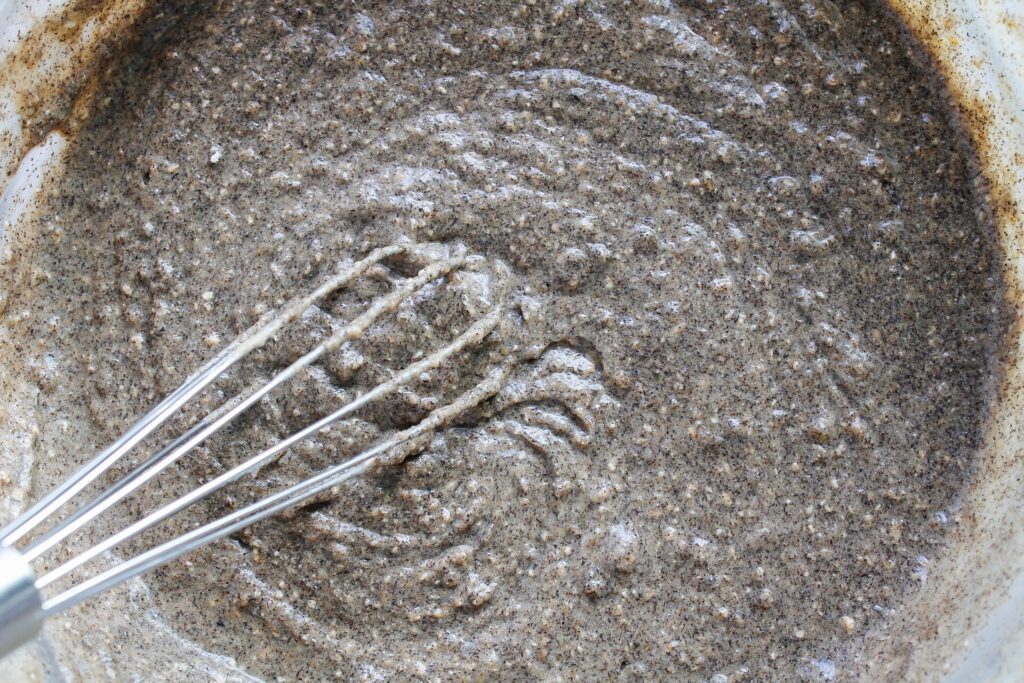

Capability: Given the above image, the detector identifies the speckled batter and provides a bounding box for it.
[1,0,1007,680]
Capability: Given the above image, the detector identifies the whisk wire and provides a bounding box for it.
[0,245,403,549]
[19,250,466,563]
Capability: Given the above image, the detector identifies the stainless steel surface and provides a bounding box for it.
[0,546,43,657]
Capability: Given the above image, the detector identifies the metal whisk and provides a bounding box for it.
[0,242,509,657]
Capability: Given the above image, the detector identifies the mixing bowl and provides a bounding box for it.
[0,0,1021,680]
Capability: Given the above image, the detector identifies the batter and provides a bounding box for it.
[0,0,1007,680]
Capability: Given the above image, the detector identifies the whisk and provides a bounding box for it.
[0,242,509,658]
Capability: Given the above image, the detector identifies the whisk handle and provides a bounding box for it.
[0,546,43,658]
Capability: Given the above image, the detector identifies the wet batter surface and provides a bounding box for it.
[1,0,1008,680]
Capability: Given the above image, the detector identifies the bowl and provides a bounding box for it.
[1,1,1021,679]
